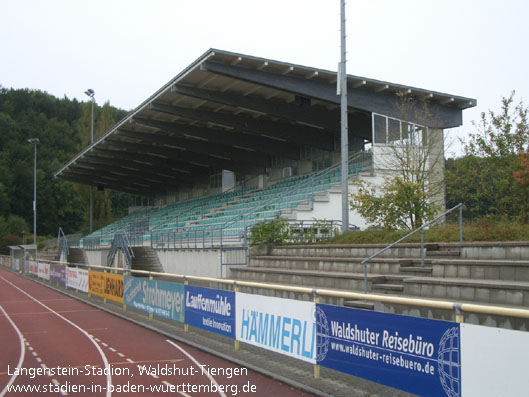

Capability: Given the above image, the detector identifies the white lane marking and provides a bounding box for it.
[36,357,42,363]
[0,305,26,397]
[117,352,125,358]
[28,346,33,351]
[126,358,134,363]
[102,342,108,347]
[32,351,38,357]
[109,347,116,352]
[0,276,113,397]
[166,339,227,397]
[52,379,68,396]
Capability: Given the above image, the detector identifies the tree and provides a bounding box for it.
[514,146,529,185]
[0,214,29,254]
[350,93,444,230]
[0,87,130,240]
[446,92,529,222]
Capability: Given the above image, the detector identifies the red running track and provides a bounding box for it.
[0,268,310,396]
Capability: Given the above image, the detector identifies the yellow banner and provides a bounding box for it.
[89,271,123,303]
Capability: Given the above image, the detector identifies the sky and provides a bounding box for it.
[1,0,528,157]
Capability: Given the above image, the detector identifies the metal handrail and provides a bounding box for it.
[27,257,529,321]
[56,227,69,261]
[246,218,357,245]
[107,230,134,269]
[360,203,464,293]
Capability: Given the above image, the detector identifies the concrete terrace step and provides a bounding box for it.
[429,259,529,281]
[230,266,386,291]
[251,255,529,282]
[426,250,460,257]
[404,277,529,307]
[372,284,404,293]
[253,241,529,261]
[249,255,407,274]
[400,266,433,275]
[263,244,423,259]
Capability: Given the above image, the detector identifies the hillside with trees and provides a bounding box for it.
[0,86,130,253]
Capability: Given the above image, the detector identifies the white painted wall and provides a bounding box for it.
[85,250,109,267]
[292,173,388,230]
[156,249,222,278]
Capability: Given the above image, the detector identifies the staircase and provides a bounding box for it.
[131,247,163,273]
[68,248,88,265]
[230,242,529,330]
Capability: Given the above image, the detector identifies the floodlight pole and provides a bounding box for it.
[27,138,39,245]
[340,0,349,233]
[85,89,95,234]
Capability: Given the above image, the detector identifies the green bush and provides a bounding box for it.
[249,218,292,246]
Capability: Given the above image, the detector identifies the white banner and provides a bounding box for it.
[235,292,316,363]
[27,260,38,275]
[66,267,89,293]
[37,262,50,280]
[461,323,529,396]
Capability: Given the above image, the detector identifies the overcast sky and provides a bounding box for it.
[1,0,528,157]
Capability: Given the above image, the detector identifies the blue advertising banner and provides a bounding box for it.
[49,263,66,286]
[185,286,235,339]
[316,304,460,397]
[123,276,185,323]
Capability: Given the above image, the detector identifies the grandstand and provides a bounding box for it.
[55,49,475,276]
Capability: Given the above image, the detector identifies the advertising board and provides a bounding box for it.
[123,276,184,322]
[236,293,316,363]
[185,285,235,338]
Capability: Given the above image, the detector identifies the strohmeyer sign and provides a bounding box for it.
[123,276,185,323]
[185,286,235,338]
[236,293,316,363]
[315,304,460,397]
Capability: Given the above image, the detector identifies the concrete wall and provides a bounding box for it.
[85,250,109,267]
[292,172,385,230]
[296,190,369,230]
[156,249,222,278]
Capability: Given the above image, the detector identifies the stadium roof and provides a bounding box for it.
[55,48,476,196]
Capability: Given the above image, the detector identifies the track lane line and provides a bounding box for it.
[166,339,227,397]
[0,305,25,397]
[0,275,112,397]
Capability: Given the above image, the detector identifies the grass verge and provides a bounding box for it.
[325,219,529,245]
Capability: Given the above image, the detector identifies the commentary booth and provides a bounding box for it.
[55,49,475,276]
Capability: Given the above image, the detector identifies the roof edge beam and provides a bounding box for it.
[201,61,464,128]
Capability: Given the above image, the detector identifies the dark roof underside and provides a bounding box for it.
[55,49,476,196]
